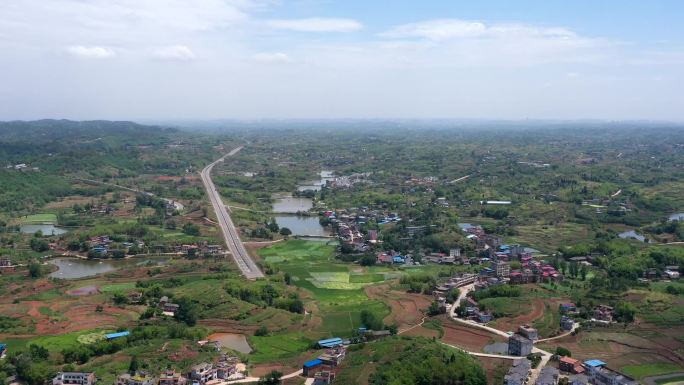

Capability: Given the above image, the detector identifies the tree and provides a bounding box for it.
[360,310,383,330]
[29,238,49,252]
[254,326,269,336]
[182,223,200,236]
[283,272,291,285]
[446,288,460,304]
[257,371,282,385]
[112,292,129,306]
[555,346,571,357]
[614,301,636,323]
[359,254,377,266]
[579,264,588,281]
[174,297,199,326]
[128,356,139,374]
[28,262,44,278]
[266,218,279,233]
[279,227,292,237]
[427,301,444,316]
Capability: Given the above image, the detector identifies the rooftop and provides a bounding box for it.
[303,359,323,368]
[584,359,606,368]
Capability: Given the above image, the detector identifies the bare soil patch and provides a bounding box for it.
[365,284,432,330]
[441,321,505,352]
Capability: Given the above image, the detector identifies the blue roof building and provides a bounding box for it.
[0,343,6,352]
[302,359,323,375]
[584,359,606,368]
[105,331,130,340]
[393,256,405,264]
[317,337,343,348]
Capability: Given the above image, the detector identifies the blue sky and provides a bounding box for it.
[0,0,682,121]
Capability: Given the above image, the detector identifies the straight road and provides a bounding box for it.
[201,147,264,279]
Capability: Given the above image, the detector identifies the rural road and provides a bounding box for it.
[201,146,264,280]
[75,177,184,211]
[446,283,553,385]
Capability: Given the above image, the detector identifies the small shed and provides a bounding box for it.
[105,331,130,340]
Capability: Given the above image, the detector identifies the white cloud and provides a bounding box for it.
[265,18,362,32]
[381,19,577,41]
[66,45,116,59]
[253,52,292,64]
[153,45,196,61]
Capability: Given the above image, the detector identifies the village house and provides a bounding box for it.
[493,260,511,277]
[583,360,638,385]
[559,357,585,374]
[508,334,534,356]
[190,363,217,385]
[559,303,578,314]
[535,367,559,385]
[593,305,614,323]
[0,257,14,274]
[162,302,180,317]
[571,374,589,385]
[504,359,531,385]
[128,291,144,304]
[474,310,493,323]
[158,371,187,385]
[313,371,336,385]
[664,267,680,280]
[518,324,538,341]
[53,372,96,385]
[560,316,575,331]
[0,343,6,358]
[318,346,347,367]
[302,359,324,376]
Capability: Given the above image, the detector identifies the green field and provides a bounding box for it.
[100,282,137,293]
[655,375,684,385]
[20,213,57,224]
[248,332,314,363]
[621,363,684,380]
[258,240,393,336]
[4,329,112,353]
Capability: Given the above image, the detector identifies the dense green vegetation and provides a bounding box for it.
[336,337,487,385]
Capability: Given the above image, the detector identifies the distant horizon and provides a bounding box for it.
[3,117,684,126]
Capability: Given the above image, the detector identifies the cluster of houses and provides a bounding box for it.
[174,243,224,258]
[376,252,412,265]
[5,163,39,171]
[504,356,636,385]
[302,343,349,384]
[641,265,680,281]
[52,355,245,385]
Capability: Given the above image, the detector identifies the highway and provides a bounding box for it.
[200,146,264,279]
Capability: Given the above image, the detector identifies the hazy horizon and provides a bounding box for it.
[1,0,683,121]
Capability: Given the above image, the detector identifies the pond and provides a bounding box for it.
[669,213,684,221]
[48,257,168,279]
[618,230,646,242]
[297,170,335,192]
[272,196,313,213]
[20,224,68,235]
[275,215,329,236]
[208,333,252,354]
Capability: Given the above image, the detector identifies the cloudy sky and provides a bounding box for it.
[1,0,683,121]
